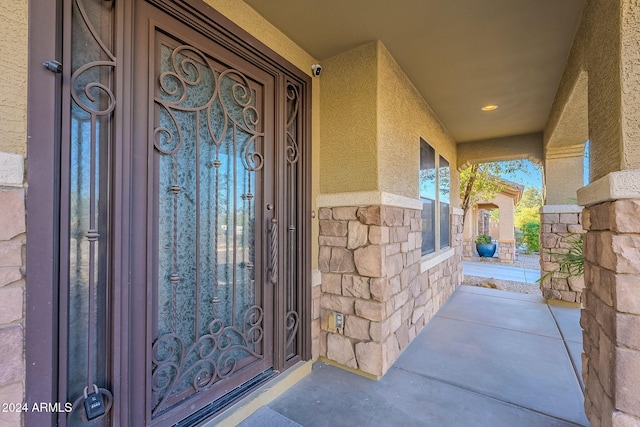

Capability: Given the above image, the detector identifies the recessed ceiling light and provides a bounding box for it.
[481,104,498,111]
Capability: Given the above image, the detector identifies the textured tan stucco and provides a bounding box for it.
[621,0,640,170]
[457,132,543,170]
[495,192,515,241]
[545,71,588,150]
[319,41,379,194]
[584,0,621,181]
[544,149,585,205]
[320,40,458,205]
[377,42,458,202]
[545,0,640,182]
[1,0,28,156]
[205,0,317,75]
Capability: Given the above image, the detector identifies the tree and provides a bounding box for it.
[459,160,530,225]
[514,187,542,229]
[517,187,542,209]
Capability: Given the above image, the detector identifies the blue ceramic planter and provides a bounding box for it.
[476,243,497,257]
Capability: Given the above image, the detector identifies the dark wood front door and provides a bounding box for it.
[51,0,311,425]
[131,2,277,425]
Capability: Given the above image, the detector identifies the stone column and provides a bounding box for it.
[0,152,26,427]
[318,204,462,377]
[539,205,585,303]
[497,240,516,262]
[451,208,465,276]
[496,193,516,263]
[578,171,640,426]
[461,206,476,259]
[541,144,587,301]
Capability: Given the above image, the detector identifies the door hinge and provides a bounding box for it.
[43,60,63,74]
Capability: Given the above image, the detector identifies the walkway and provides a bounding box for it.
[241,286,586,427]
[463,260,541,283]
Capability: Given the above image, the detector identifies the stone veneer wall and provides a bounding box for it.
[0,152,26,427]
[462,239,474,259]
[463,239,515,263]
[497,240,516,263]
[539,206,585,303]
[581,199,640,426]
[311,269,322,360]
[317,205,462,377]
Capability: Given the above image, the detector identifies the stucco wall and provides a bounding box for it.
[545,147,585,205]
[494,193,515,241]
[1,0,27,156]
[457,132,543,170]
[621,1,640,170]
[319,40,459,205]
[586,0,622,180]
[544,71,588,150]
[377,42,458,202]
[319,41,379,194]
[545,0,640,181]
[205,0,317,74]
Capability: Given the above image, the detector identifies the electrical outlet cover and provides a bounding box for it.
[334,312,344,329]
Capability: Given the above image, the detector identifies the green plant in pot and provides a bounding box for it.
[475,234,496,257]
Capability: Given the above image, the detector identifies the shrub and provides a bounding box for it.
[515,229,524,246]
[537,234,584,284]
[475,234,492,244]
[521,221,540,252]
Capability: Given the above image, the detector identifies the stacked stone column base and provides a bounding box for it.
[497,239,515,263]
[0,152,26,427]
[462,239,474,259]
[317,205,462,377]
[580,196,640,426]
[539,205,585,303]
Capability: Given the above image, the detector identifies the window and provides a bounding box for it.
[584,139,590,186]
[439,155,450,248]
[419,141,436,255]
[419,139,450,256]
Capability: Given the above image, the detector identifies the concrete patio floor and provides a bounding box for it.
[241,285,586,427]
[462,260,541,284]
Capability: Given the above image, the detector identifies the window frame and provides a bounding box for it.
[419,138,451,257]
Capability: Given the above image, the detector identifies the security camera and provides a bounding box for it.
[311,64,322,77]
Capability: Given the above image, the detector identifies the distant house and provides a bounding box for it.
[462,180,524,262]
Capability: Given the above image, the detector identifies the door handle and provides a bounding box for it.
[269,218,278,284]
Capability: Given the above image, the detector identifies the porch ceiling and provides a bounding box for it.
[243,0,585,143]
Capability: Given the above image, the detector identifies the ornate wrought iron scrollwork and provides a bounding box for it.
[70,0,116,118]
[151,40,267,417]
[152,305,264,415]
[285,83,300,164]
[285,310,299,349]
[154,44,265,172]
[66,0,116,422]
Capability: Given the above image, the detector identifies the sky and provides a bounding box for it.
[499,160,543,190]
[497,142,588,190]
